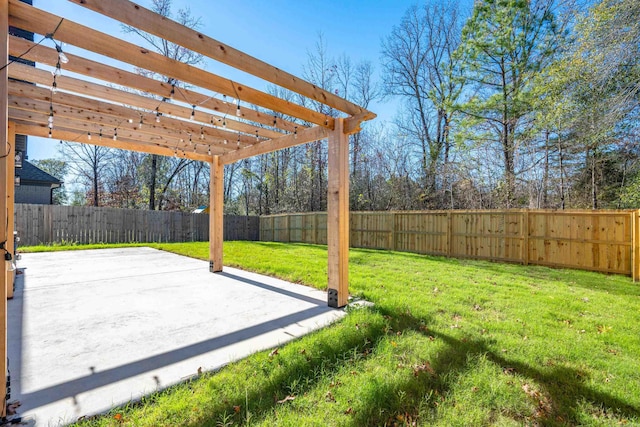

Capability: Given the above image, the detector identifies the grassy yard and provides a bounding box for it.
[22,242,640,426]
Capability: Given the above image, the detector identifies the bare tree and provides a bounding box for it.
[381,2,465,207]
[122,0,203,210]
[61,142,113,207]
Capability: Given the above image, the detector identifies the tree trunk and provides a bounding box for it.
[543,130,549,208]
[559,141,565,210]
[149,154,157,210]
[92,161,99,207]
[591,148,597,209]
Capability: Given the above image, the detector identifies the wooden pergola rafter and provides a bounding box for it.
[0,0,375,416]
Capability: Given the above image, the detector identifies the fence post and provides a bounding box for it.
[633,210,639,281]
[391,212,397,251]
[314,212,319,244]
[447,212,453,257]
[522,209,529,266]
[43,205,53,244]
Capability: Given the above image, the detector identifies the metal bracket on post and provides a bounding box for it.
[328,289,339,308]
[209,260,215,272]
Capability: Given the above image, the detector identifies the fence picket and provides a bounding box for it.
[14,204,258,246]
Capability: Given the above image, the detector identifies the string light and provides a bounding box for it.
[193,144,197,152]
[48,129,52,138]
[273,116,277,127]
[51,60,61,94]
[255,130,259,142]
[113,128,118,141]
[200,127,204,140]
[155,107,161,123]
[48,105,54,129]
[237,134,241,146]
[189,134,193,144]
[207,146,211,155]
[294,126,298,139]
[223,139,228,145]
[139,116,144,129]
[169,82,175,100]
[222,119,227,129]
[128,118,133,124]
[210,116,215,126]
[87,131,91,140]
[236,99,241,117]
[99,128,103,140]
[55,43,69,64]
[190,105,196,121]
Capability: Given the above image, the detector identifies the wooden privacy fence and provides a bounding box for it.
[15,204,259,246]
[260,210,640,280]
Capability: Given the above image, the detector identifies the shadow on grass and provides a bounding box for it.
[184,310,388,427]
[347,309,640,426]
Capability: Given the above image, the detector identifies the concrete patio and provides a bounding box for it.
[7,247,344,426]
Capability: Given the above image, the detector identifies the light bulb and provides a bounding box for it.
[236,104,241,117]
[87,132,92,140]
[56,44,69,64]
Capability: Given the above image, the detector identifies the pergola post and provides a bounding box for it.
[6,123,14,299]
[327,118,349,308]
[1,0,9,416]
[209,155,223,272]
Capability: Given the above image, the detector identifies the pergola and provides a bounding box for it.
[0,0,374,415]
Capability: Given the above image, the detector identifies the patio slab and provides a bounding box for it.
[7,247,344,426]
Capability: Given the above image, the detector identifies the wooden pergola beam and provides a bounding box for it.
[8,0,335,129]
[8,109,232,157]
[13,122,215,162]
[68,0,373,119]
[209,155,223,272]
[6,121,14,300]
[327,118,349,308]
[221,125,329,165]
[1,0,9,417]
[6,44,299,135]
[7,83,261,148]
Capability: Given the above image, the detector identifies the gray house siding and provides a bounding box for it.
[15,184,53,205]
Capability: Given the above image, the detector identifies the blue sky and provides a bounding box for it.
[26,0,422,161]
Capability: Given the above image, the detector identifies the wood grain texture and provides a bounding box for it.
[262,210,638,278]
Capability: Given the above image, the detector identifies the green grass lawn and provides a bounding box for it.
[21,241,640,426]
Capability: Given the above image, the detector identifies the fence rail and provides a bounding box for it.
[15,204,259,246]
[260,210,640,280]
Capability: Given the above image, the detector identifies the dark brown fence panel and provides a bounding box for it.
[14,204,259,246]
